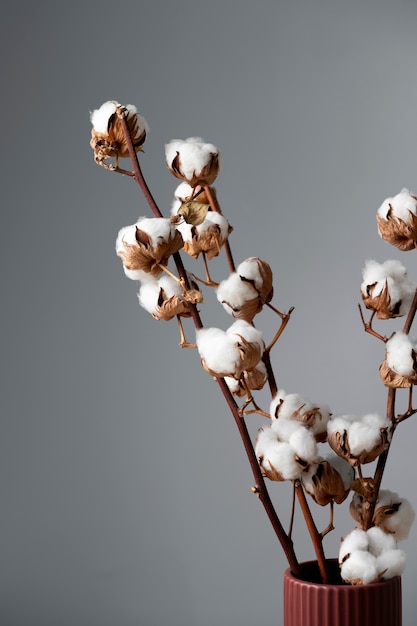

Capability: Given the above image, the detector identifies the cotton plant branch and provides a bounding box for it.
[91,101,417,588]
[116,106,302,578]
[360,287,417,529]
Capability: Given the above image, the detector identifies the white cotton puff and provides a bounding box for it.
[327,415,357,437]
[135,217,175,247]
[174,182,194,201]
[255,425,278,455]
[340,550,379,584]
[90,100,118,134]
[138,274,182,315]
[376,490,415,541]
[271,417,305,441]
[386,332,416,376]
[216,273,258,312]
[226,320,263,347]
[377,188,417,222]
[165,137,221,179]
[376,549,406,579]
[236,258,265,290]
[224,376,240,394]
[339,528,369,563]
[287,426,318,463]
[279,393,307,420]
[196,328,239,376]
[137,278,160,315]
[266,440,303,480]
[270,389,288,419]
[366,526,397,556]
[196,211,230,238]
[346,413,389,456]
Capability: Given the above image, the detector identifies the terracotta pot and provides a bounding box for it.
[283,559,402,626]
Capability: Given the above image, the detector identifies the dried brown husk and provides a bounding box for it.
[90,107,147,166]
[177,201,210,226]
[379,359,417,388]
[361,280,403,319]
[377,206,417,251]
[307,460,351,506]
[168,152,220,187]
[226,297,264,323]
[231,366,268,397]
[234,334,264,374]
[151,285,202,321]
[183,221,233,260]
[327,427,389,466]
[117,227,184,277]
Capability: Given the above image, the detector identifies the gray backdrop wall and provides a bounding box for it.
[2,1,417,625]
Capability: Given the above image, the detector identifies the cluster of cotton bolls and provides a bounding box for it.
[170,182,231,261]
[339,526,406,584]
[270,390,332,442]
[255,417,319,482]
[340,488,415,584]
[254,391,334,483]
[196,320,265,381]
[361,259,416,319]
[327,413,391,466]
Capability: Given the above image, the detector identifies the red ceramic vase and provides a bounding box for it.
[283,559,402,626]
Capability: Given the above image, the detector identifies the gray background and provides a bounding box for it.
[2,1,417,624]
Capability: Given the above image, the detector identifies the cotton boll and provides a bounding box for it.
[347,416,386,456]
[216,273,258,313]
[377,188,417,222]
[165,137,219,180]
[376,549,406,579]
[138,274,183,316]
[386,332,416,376]
[236,258,265,291]
[272,392,306,421]
[196,328,239,376]
[340,550,378,584]
[115,224,150,281]
[374,490,415,541]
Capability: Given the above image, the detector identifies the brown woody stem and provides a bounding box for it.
[295,482,330,583]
